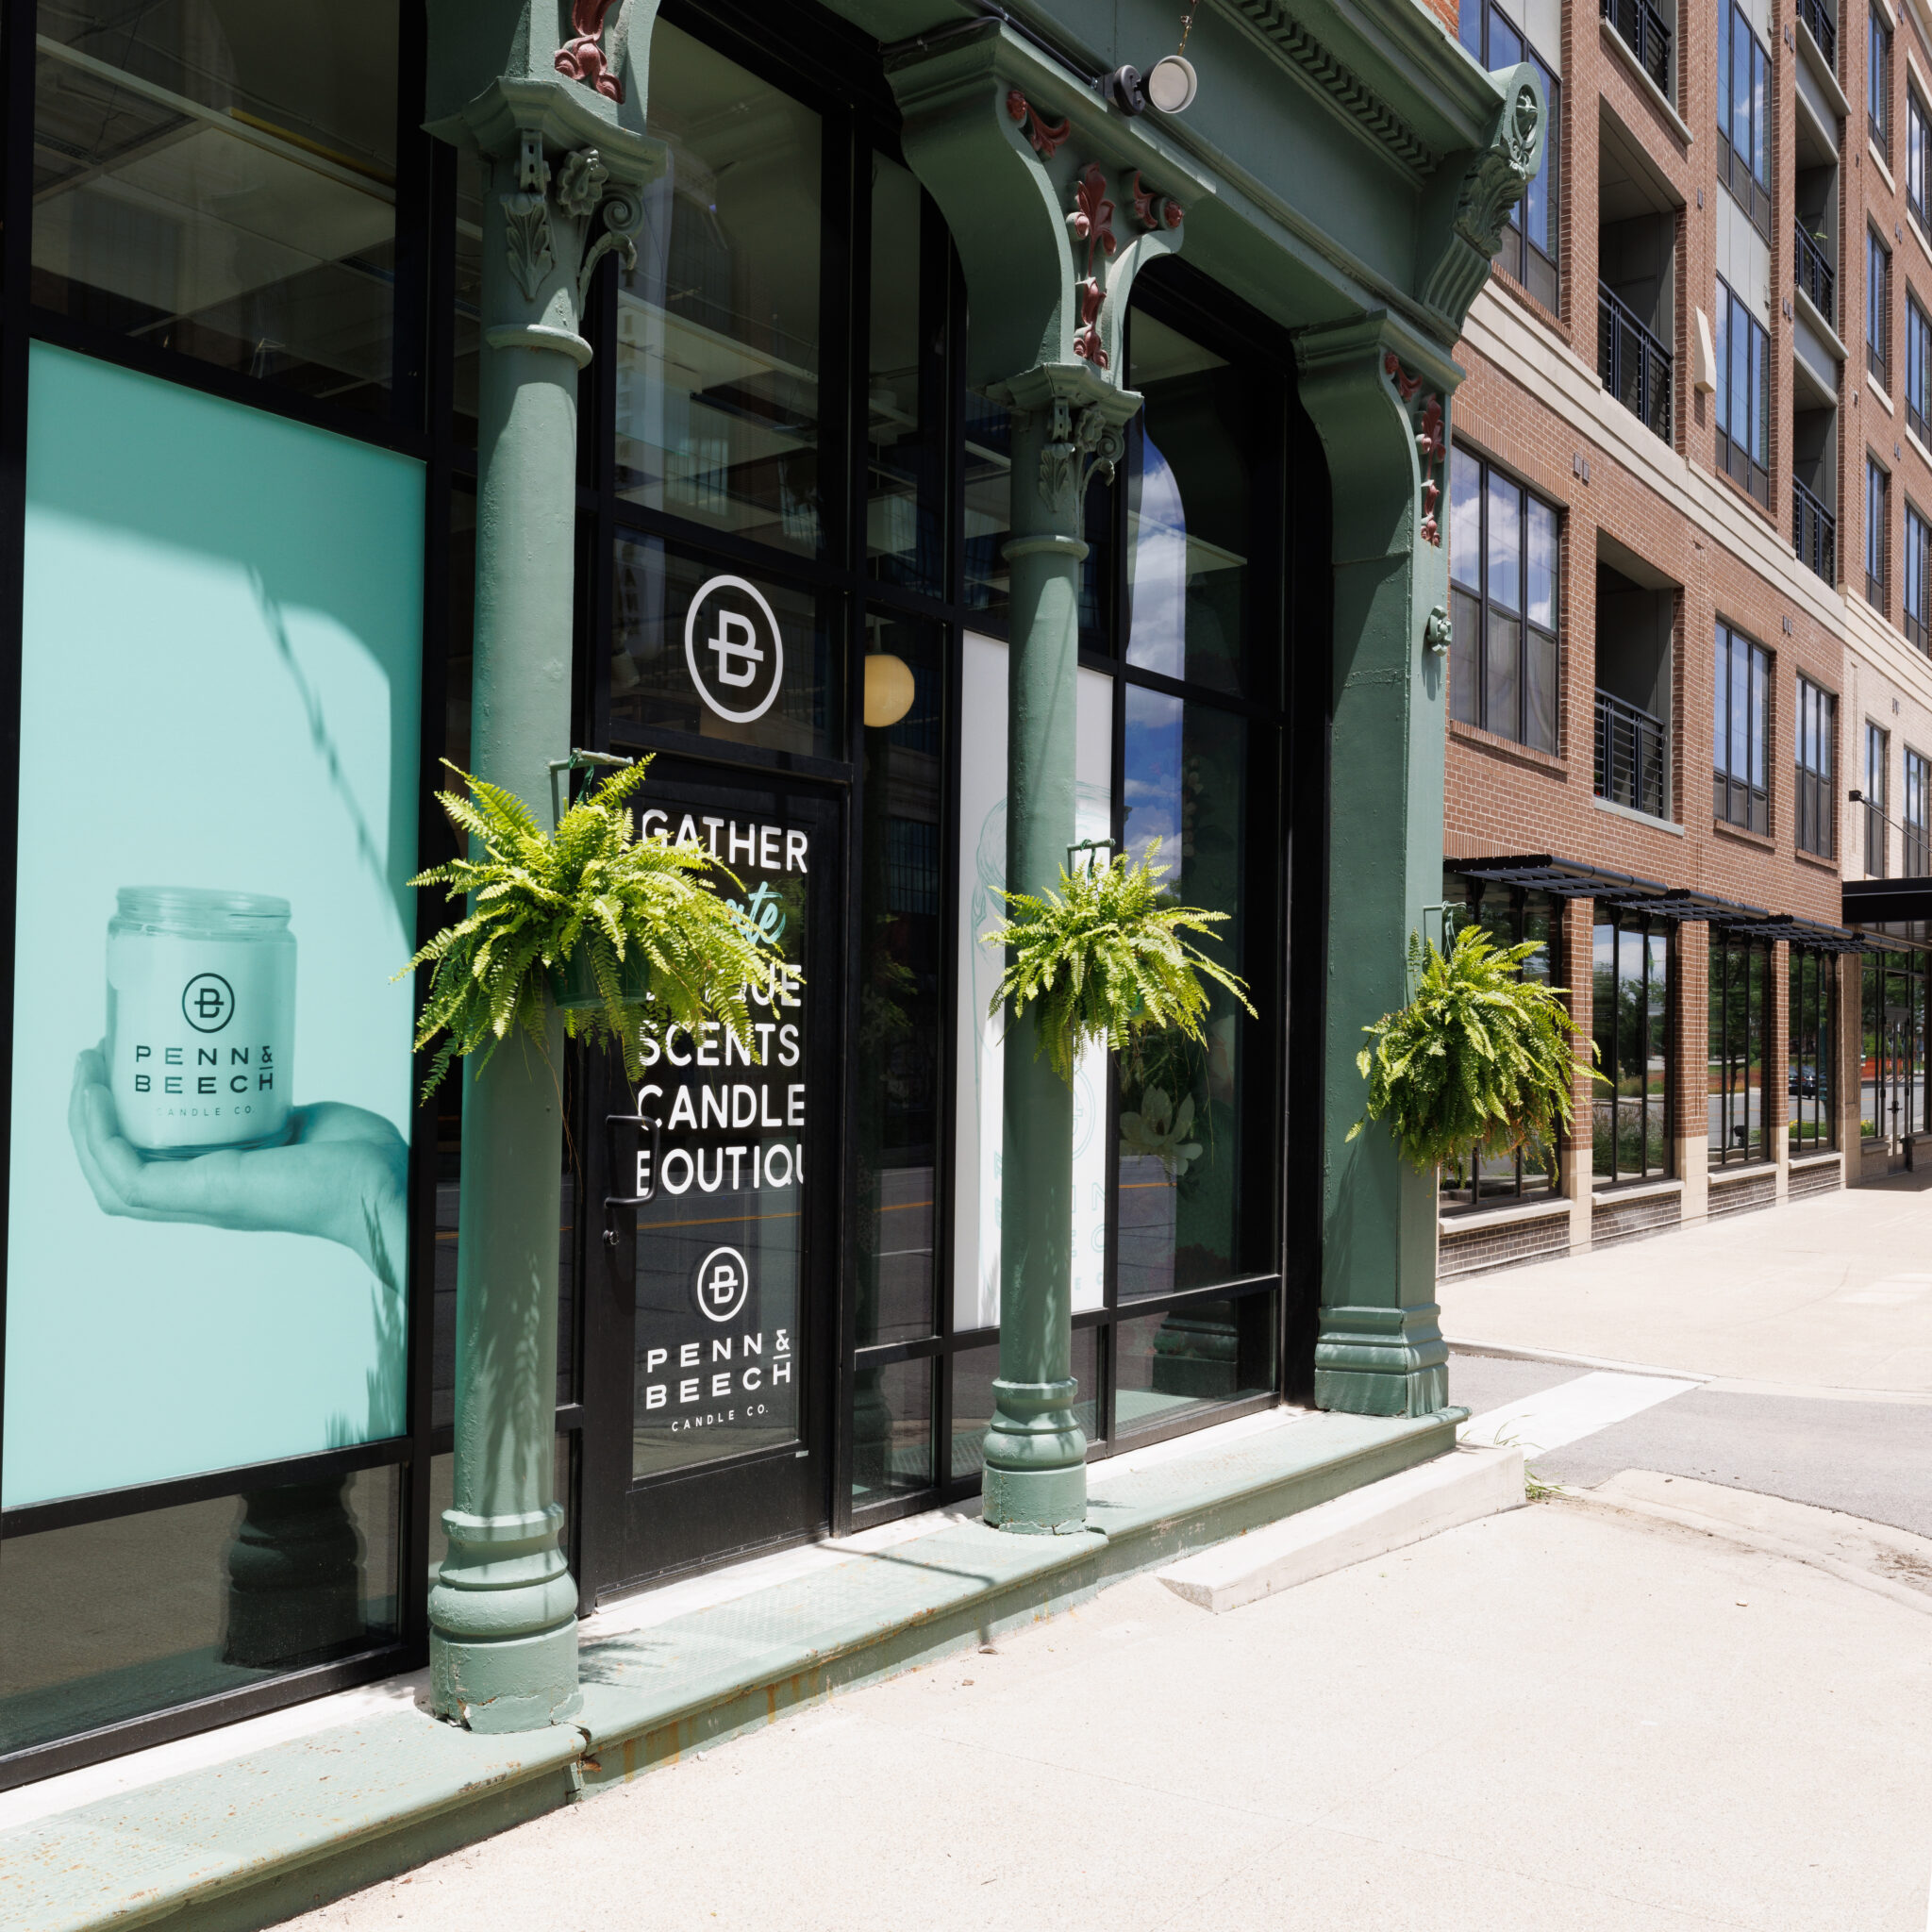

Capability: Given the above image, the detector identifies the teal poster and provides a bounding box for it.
[3,345,424,1507]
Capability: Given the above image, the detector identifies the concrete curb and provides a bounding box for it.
[1556,1486,1932,1619]
[1153,1443,1526,1612]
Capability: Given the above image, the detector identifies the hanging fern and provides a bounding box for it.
[398,758,780,1098]
[983,841,1254,1086]
[1348,924,1593,1173]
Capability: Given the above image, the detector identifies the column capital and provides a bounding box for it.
[885,20,1189,394]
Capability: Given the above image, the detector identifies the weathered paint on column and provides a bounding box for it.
[424,1,659,1730]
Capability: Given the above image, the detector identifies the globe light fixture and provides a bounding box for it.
[863,651,916,728]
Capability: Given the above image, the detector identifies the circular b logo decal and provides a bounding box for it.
[181,973,236,1033]
[692,1245,751,1324]
[684,575,785,724]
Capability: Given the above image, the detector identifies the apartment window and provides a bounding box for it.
[1720,1,1774,235]
[1912,87,1932,231]
[1870,233,1893,390]
[1907,748,1931,874]
[1873,7,1894,164]
[1439,874,1561,1209]
[1788,949,1838,1153]
[1866,720,1890,873]
[1716,279,1772,508]
[1460,2,1559,308]
[1869,458,1890,608]
[1907,504,1932,651]
[1447,447,1559,752]
[1795,675,1837,858]
[1592,909,1673,1183]
[1713,621,1771,834]
[1910,297,1932,444]
[1709,928,1774,1166]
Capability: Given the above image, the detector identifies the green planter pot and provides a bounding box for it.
[549,947,652,1010]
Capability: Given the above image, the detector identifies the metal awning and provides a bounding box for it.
[1841,877,1932,951]
[1455,855,1873,951]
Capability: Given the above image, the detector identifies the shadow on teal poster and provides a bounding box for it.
[3,344,424,1507]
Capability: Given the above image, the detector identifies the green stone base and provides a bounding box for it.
[1314,1302,1453,1418]
[430,1618,583,1735]
[980,1459,1088,1535]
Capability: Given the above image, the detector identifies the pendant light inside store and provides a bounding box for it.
[863,650,916,728]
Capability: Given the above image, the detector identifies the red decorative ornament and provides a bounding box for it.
[1383,349,1423,403]
[1416,394,1445,467]
[1129,171,1186,233]
[556,0,625,103]
[1006,88,1070,158]
[1074,278,1108,366]
[1072,164,1117,259]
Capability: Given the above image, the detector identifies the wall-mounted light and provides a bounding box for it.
[1145,54,1197,112]
[863,651,916,728]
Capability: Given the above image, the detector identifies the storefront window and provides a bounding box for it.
[609,535,840,758]
[855,615,946,1348]
[1440,876,1560,1208]
[1117,691,1248,1294]
[1593,910,1673,1182]
[1,1466,400,1758]
[619,24,824,555]
[1125,311,1251,694]
[33,0,401,411]
[1788,950,1837,1151]
[1862,954,1927,1145]
[867,159,945,596]
[1707,928,1772,1165]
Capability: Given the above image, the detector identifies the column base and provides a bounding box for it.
[981,1460,1089,1535]
[430,1619,583,1734]
[1313,1303,1450,1418]
[980,1374,1088,1534]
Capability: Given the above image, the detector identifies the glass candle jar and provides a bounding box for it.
[106,888,296,1158]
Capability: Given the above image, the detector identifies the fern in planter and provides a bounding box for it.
[399,758,777,1098]
[983,841,1254,1084]
[1348,924,1591,1173]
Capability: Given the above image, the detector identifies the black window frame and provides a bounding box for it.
[1438,875,1564,1212]
[1870,229,1894,391]
[1866,718,1891,873]
[1713,619,1772,835]
[1592,907,1674,1185]
[1907,291,1932,442]
[1447,443,1561,753]
[1872,5,1894,164]
[1720,0,1775,237]
[1707,925,1774,1167]
[1787,948,1839,1153]
[1869,455,1891,608]
[1716,276,1773,508]
[1912,83,1932,231]
[1907,500,1932,651]
[1459,0,1560,309]
[1795,673,1838,858]
[1907,745,1931,874]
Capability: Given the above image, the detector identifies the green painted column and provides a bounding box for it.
[1296,318,1459,1420]
[1295,67,1545,1420]
[424,2,658,1731]
[886,23,1184,1530]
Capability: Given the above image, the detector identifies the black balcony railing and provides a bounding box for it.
[1595,690,1669,819]
[1794,223,1836,327]
[1598,283,1673,441]
[1601,0,1674,91]
[1796,0,1837,66]
[1793,476,1837,584]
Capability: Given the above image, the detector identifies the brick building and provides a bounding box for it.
[1442,0,1932,1274]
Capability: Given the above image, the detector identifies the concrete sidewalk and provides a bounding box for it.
[289,1492,1932,1932]
[1439,1175,1932,1395]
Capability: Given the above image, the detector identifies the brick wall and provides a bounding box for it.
[1439,1207,1573,1275]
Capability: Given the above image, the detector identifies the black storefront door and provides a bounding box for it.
[578,762,842,1598]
